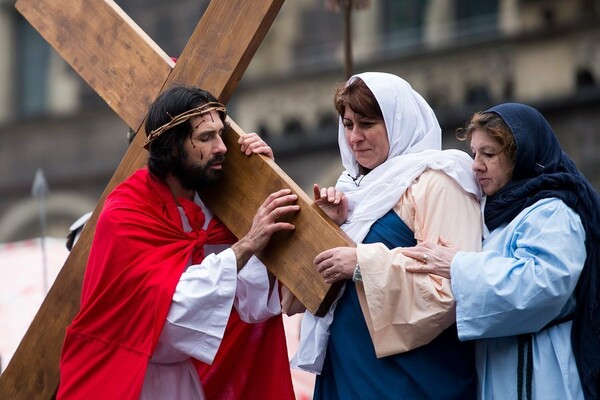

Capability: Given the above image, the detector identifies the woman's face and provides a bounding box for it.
[343,107,389,171]
[471,128,514,196]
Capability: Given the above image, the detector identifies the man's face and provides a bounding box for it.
[171,110,227,190]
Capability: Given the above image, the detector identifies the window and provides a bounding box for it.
[455,0,498,21]
[381,0,427,45]
[454,0,499,39]
[15,15,50,117]
[382,0,427,33]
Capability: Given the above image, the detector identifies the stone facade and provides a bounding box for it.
[1,0,599,242]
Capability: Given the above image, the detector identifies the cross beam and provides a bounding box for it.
[0,0,352,399]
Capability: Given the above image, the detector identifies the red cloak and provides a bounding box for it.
[57,168,294,399]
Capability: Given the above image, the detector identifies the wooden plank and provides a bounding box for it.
[0,1,288,399]
[15,0,349,312]
[15,0,174,131]
[199,119,352,315]
[143,0,352,314]
[168,0,285,104]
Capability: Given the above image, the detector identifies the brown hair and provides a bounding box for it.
[334,78,383,120]
[456,111,517,166]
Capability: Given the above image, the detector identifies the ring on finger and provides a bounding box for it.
[422,253,429,263]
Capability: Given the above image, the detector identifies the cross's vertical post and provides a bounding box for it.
[1,1,353,398]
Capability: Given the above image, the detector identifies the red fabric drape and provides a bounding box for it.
[57,168,293,399]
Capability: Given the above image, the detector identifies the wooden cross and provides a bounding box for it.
[0,0,353,398]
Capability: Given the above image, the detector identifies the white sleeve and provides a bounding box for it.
[235,255,281,323]
[161,248,237,364]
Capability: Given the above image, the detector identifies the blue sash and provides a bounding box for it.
[314,210,476,400]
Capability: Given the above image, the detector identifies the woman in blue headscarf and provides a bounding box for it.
[403,103,600,399]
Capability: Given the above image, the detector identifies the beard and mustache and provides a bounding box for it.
[171,147,226,191]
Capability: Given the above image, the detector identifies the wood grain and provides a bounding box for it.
[198,119,352,315]
[1,1,289,399]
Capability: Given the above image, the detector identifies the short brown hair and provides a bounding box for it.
[457,111,516,166]
[334,78,383,120]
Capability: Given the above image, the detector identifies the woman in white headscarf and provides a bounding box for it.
[290,72,482,399]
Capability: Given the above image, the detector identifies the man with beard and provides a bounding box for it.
[56,85,299,400]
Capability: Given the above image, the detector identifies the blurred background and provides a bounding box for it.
[2,0,600,243]
[0,0,599,395]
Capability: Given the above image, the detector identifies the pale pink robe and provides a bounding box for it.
[355,169,482,357]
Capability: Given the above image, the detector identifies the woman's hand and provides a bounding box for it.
[401,237,459,279]
[314,246,356,284]
[313,184,348,226]
[238,132,274,160]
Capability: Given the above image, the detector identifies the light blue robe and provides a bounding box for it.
[452,197,586,399]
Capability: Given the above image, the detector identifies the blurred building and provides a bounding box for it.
[1,0,599,242]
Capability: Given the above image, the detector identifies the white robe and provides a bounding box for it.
[140,193,280,400]
[452,198,585,399]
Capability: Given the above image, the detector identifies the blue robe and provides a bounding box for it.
[453,198,585,399]
[483,103,600,399]
[314,210,476,400]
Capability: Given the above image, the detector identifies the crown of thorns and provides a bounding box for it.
[143,101,227,150]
